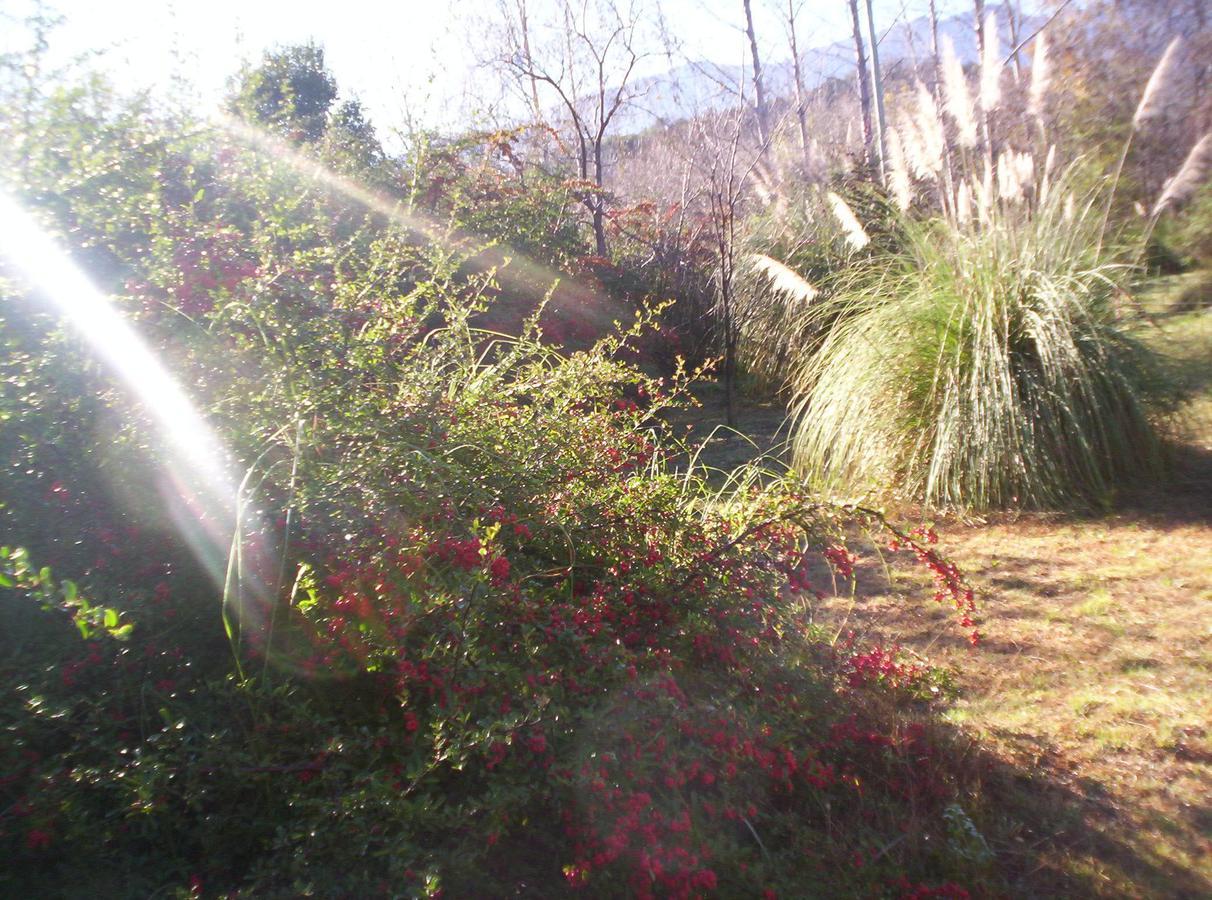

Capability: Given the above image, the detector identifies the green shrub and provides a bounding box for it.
[2,58,985,899]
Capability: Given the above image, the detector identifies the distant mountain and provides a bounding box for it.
[618,3,1037,131]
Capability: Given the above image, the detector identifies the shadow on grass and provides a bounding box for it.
[1106,440,1212,527]
[967,732,1212,899]
[461,712,1212,899]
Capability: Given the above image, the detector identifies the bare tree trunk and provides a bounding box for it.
[742,0,770,146]
[847,0,875,170]
[516,0,543,121]
[864,0,888,183]
[786,0,811,169]
[592,138,607,256]
[1006,1,1024,82]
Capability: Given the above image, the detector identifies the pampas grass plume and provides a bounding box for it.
[942,35,978,148]
[1133,37,1183,128]
[827,191,871,250]
[887,127,913,211]
[1153,133,1212,215]
[748,253,820,303]
[1028,33,1049,117]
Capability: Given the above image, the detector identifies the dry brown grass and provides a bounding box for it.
[683,278,1212,897]
[831,510,1212,898]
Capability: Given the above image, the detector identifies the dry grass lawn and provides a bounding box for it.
[683,274,1212,898]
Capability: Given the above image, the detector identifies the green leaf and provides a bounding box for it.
[0,573,12,588]
[103,608,119,628]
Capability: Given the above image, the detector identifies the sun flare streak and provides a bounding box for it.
[213,114,616,330]
[0,189,266,612]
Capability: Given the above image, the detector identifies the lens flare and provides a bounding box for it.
[0,189,273,638]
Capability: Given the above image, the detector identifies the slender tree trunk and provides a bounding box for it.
[786,0,811,169]
[517,0,543,120]
[847,0,875,170]
[742,0,770,146]
[592,138,607,256]
[864,0,889,183]
[1006,1,1023,82]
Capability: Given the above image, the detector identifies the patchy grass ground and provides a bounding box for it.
[685,275,1212,898]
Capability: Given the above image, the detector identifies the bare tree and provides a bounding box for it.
[690,97,771,425]
[497,0,650,257]
[699,109,747,426]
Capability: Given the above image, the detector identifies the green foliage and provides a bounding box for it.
[2,47,987,900]
[0,546,131,640]
[228,42,339,143]
[403,128,587,270]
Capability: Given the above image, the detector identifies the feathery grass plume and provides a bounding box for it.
[900,115,935,180]
[886,127,913,211]
[976,158,995,224]
[1028,33,1049,117]
[1152,133,1212,215]
[954,180,973,225]
[827,191,870,250]
[1133,36,1184,128]
[748,253,820,303]
[979,11,1002,113]
[1101,35,1186,249]
[731,189,875,393]
[997,151,1022,202]
[790,164,1171,511]
[915,82,946,168]
[1038,144,1057,204]
[941,35,978,148]
[1013,151,1035,198]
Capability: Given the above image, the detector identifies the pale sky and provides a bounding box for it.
[2,0,1012,141]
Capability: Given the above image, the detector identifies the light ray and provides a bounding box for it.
[213,114,619,332]
[0,189,273,634]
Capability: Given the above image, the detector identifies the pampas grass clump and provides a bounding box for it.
[789,170,1172,511]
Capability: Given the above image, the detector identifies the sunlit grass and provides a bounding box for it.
[786,173,1175,511]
